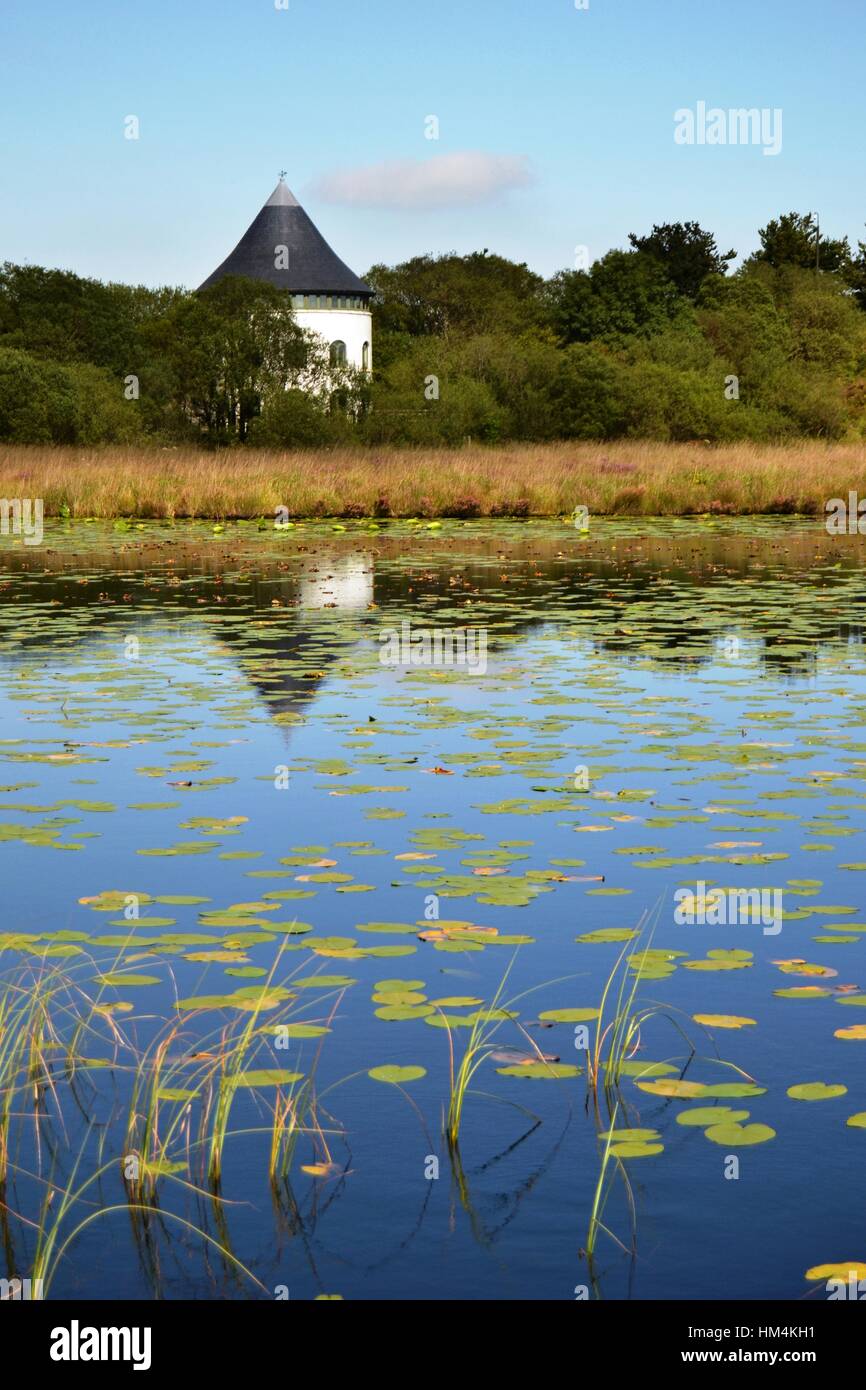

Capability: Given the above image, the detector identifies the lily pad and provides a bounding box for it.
[787,1082,847,1101]
[367,1065,426,1083]
[496,1062,581,1079]
[703,1122,776,1146]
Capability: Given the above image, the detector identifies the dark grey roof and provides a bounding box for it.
[198,179,371,296]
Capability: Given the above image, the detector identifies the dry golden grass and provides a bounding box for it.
[1,440,865,519]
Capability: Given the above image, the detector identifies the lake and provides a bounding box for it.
[2,515,865,1302]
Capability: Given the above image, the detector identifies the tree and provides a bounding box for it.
[365,251,547,340]
[749,212,850,273]
[844,231,866,311]
[0,346,142,444]
[0,262,177,375]
[628,222,736,299]
[142,276,320,445]
[547,251,683,345]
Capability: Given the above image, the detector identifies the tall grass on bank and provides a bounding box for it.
[2,441,866,520]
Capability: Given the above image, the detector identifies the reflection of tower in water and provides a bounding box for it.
[297,553,374,610]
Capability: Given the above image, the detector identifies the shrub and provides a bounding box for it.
[0,347,141,444]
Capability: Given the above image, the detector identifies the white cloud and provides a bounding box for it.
[310,151,534,210]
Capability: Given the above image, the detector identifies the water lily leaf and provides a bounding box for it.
[176,985,293,1012]
[95,973,160,987]
[692,1014,756,1029]
[635,1079,707,1098]
[598,1127,659,1142]
[227,1070,303,1088]
[676,1107,750,1127]
[428,996,483,1007]
[575,928,638,944]
[701,1083,766,1098]
[375,1003,434,1020]
[805,1262,866,1281]
[496,1062,580,1078]
[368,1065,426,1083]
[609,1140,664,1157]
[774,986,833,999]
[141,1159,186,1178]
[538,1007,599,1023]
[605,1060,679,1077]
[787,1082,847,1101]
[293,975,357,988]
[703,1122,776,1146]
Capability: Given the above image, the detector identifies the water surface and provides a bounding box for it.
[2,517,865,1301]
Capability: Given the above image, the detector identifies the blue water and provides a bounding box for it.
[1,518,865,1300]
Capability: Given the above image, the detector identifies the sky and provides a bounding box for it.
[0,0,863,288]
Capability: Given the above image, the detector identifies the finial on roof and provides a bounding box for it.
[266,177,299,208]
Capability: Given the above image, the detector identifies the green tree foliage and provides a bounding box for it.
[627,222,736,299]
[2,207,866,449]
[249,387,359,448]
[749,212,850,274]
[844,231,866,312]
[366,251,547,339]
[546,251,683,345]
[0,347,142,444]
[140,276,320,445]
[0,262,178,374]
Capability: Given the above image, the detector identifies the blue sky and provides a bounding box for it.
[1,0,863,287]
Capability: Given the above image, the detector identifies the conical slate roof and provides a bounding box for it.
[199,178,371,297]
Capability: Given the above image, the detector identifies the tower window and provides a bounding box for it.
[362,341,370,371]
[329,340,347,367]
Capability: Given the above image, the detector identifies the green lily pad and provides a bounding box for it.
[676,1107,750,1127]
[609,1140,664,1157]
[368,1065,426,1083]
[703,1122,776,1146]
[538,1007,599,1023]
[95,973,160,987]
[227,1070,304,1088]
[496,1062,581,1078]
[787,1082,847,1101]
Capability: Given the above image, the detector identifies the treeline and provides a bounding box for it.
[2,212,866,447]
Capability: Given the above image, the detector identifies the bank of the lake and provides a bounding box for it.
[2,440,866,521]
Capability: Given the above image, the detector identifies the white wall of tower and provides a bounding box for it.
[292,307,372,373]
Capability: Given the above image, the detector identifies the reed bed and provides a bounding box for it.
[1,440,865,519]
[0,947,338,1297]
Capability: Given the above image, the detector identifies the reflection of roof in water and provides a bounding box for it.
[1,530,865,725]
